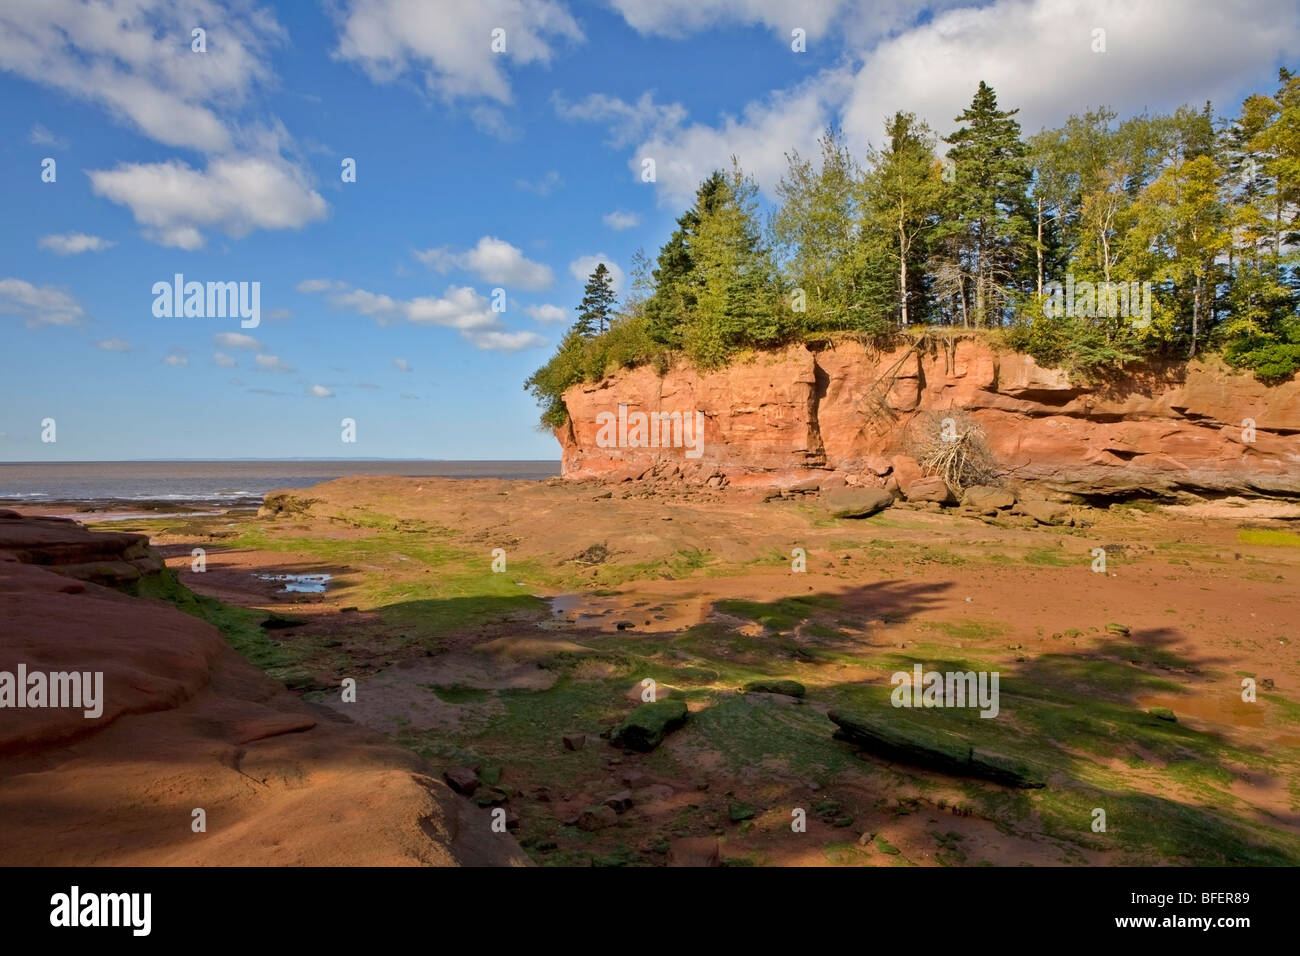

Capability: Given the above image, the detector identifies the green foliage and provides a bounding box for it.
[524,70,1300,426]
[573,262,617,337]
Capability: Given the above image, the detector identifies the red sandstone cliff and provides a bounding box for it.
[0,511,529,866]
[557,338,1300,499]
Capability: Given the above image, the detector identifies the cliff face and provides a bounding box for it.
[557,338,1300,499]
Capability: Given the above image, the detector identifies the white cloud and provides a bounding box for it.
[627,71,851,207]
[255,354,295,373]
[514,170,563,195]
[331,0,583,102]
[0,0,284,153]
[163,353,189,366]
[308,384,334,398]
[568,255,625,294]
[300,279,547,351]
[302,279,498,330]
[38,232,116,255]
[213,332,262,350]
[0,278,84,327]
[554,91,687,148]
[464,329,547,351]
[525,303,567,322]
[840,0,1300,149]
[27,123,67,149]
[607,0,848,39]
[415,236,553,289]
[602,210,641,231]
[95,337,131,352]
[214,352,237,367]
[582,0,1300,211]
[89,156,327,249]
[394,358,412,371]
[470,105,521,141]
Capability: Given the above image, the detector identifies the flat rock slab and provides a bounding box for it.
[822,488,894,519]
[828,710,1044,789]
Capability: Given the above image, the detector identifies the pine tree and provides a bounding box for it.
[574,262,617,337]
[945,81,1033,325]
[644,172,727,347]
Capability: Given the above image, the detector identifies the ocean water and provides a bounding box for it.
[0,460,560,508]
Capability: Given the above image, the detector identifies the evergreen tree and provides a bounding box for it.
[685,162,784,365]
[944,81,1034,325]
[644,172,727,347]
[574,262,617,336]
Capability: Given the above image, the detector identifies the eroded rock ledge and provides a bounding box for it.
[557,339,1300,499]
[0,514,528,866]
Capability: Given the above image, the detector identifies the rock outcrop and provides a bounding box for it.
[556,338,1300,499]
[0,516,528,866]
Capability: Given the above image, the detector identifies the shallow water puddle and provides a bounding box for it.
[255,572,332,594]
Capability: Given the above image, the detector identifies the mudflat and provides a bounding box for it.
[109,475,1300,866]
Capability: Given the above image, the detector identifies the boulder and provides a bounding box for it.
[443,766,479,796]
[823,487,894,519]
[577,805,619,831]
[906,476,955,504]
[742,679,806,698]
[602,790,634,813]
[1016,499,1071,525]
[890,455,924,496]
[828,710,1044,789]
[961,485,1016,513]
[609,698,688,752]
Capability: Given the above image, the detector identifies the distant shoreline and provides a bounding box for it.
[0,460,563,513]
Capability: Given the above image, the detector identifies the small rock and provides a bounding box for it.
[1148,706,1177,722]
[729,801,757,822]
[577,805,619,831]
[667,837,720,867]
[603,790,634,813]
[443,766,479,796]
[562,733,587,751]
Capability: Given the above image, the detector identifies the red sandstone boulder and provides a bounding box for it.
[906,476,956,504]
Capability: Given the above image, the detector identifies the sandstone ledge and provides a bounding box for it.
[557,339,1300,500]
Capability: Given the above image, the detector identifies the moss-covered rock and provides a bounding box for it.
[610,698,688,752]
[743,679,806,698]
[828,709,1045,789]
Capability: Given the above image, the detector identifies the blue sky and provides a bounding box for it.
[1,0,1295,461]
